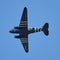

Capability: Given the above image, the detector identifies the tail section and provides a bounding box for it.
[42,23,49,36]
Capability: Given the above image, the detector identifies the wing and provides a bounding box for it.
[19,7,28,52]
[19,7,28,28]
[20,37,28,53]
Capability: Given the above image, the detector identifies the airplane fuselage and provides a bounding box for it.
[9,27,42,34]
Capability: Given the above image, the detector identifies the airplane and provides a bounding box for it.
[9,7,49,53]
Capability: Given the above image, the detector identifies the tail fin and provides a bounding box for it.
[42,23,49,36]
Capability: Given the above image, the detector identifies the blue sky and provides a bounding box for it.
[0,0,60,60]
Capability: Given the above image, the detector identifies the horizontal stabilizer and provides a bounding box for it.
[42,23,49,36]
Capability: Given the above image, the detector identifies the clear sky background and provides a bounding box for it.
[0,0,60,60]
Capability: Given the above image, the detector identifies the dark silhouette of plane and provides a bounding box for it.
[9,7,49,53]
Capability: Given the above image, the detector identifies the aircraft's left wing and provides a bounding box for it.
[19,7,28,28]
[20,37,28,53]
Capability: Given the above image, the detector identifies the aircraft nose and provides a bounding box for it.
[9,30,12,33]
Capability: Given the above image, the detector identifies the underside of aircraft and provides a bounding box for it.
[9,7,49,53]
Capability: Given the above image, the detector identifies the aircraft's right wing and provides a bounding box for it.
[20,37,28,53]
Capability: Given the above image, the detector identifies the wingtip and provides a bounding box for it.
[24,7,27,10]
[25,49,29,53]
[25,50,29,53]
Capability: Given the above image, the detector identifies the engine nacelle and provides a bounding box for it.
[14,26,20,29]
[14,35,20,39]
[32,28,35,30]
